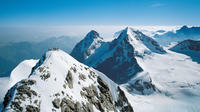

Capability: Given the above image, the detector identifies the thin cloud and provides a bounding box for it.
[151,3,165,7]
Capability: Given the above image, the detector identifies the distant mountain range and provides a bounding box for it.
[155,25,200,46]
[0,36,80,76]
[170,39,200,64]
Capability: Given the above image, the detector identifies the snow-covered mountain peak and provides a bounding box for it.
[179,25,188,30]
[71,30,104,63]
[115,27,166,55]
[85,30,102,40]
[3,49,133,112]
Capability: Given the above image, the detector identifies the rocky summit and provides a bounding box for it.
[2,49,133,112]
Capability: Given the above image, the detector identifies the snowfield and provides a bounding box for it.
[123,48,200,112]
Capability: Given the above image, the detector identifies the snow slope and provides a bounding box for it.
[123,48,200,112]
[0,59,37,110]
[0,77,9,108]
[2,49,133,112]
[9,59,38,88]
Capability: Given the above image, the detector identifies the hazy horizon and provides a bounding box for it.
[0,25,182,44]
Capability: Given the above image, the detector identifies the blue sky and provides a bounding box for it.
[0,0,200,26]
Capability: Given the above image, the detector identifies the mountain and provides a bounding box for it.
[170,39,200,63]
[2,27,200,112]
[9,59,38,88]
[0,77,9,109]
[71,27,166,84]
[155,25,200,46]
[0,59,37,109]
[71,30,104,63]
[2,49,133,112]
[0,36,79,76]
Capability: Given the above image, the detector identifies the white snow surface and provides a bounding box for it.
[4,49,120,112]
[9,59,38,88]
[0,77,9,108]
[122,48,200,112]
[0,60,37,110]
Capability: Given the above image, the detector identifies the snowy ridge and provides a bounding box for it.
[0,60,37,110]
[2,49,133,112]
[124,27,166,55]
[9,59,38,88]
[71,30,104,63]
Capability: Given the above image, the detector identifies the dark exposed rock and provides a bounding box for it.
[26,105,40,112]
[70,67,77,73]
[15,95,26,101]
[115,87,134,112]
[79,73,86,81]
[60,98,75,112]
[16,84,36,98]
[40,72,51,80]
[34,100,38,104]
[63,84,66,89]
[66,70,73,89]
[82,102,94,112]
[2,79,39,111]
[84,67,89,70]
[97,76,109,92]
[75,102,82,112]
[97,76,115,111]
[3,87,15,108]
[38,67,44,73]
[82,84,98,99]
[95,76,116,111]
[89,70,96,78]
[52,98,60,108]
[11,101,23,112]
[127,79,156,95]
[21,79,36,85]
[54,93,60,97]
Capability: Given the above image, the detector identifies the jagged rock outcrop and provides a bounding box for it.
[115,87,134,112]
